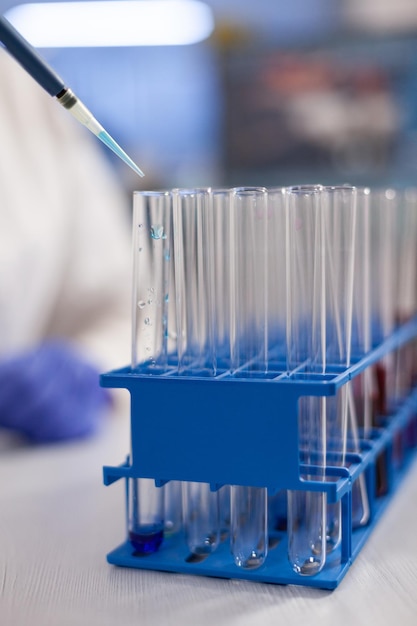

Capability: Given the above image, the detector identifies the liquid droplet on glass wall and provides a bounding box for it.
[151,224,165,240]
[138,300,146,309]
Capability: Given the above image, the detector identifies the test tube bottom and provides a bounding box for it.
[129,526,164,555]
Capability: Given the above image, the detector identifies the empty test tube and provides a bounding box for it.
[164,480,183,537]
[322,185,359,551]
[172,189,219,554]
[229,187,268,374]
[350,186,372,527]
[173,188,215,375]
[393,188,417,398]
[182,482,220,556]
[211,189,233,368]
[370,189,398,416]
[218,484,231,540]
[230,485,268,569]
[229,186,269,569]
[267,187,287,366]
[285,185,327,575]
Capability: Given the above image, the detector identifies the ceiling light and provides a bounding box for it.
[5,1,215,47]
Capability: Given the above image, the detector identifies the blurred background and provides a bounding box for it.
[2,0,417,195]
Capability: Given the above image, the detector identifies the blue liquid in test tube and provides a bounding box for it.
[129,526,164,555]
[128,478,165,555]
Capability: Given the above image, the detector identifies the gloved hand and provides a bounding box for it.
[0,341,111,443]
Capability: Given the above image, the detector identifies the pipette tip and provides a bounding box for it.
[97,130,145,178]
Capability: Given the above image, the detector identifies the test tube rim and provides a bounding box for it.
[286,184,323,196]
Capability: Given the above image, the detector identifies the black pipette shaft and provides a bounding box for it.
[0,15,66,96]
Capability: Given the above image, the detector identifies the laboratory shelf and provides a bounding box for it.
[101,316,417,590]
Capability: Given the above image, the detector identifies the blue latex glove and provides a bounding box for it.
[0,341,111,443]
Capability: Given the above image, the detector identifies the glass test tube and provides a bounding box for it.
[267,187,287,368]
[322,185,360,550]
[351,188,372,434]
[218,484,231,540]
[212,189,232,369]
[173,188,215,375]
[128,478,165,554]
[164,480,182,537]
[229,187,269,570]
[393,188,417,398]
[182,481,220,556]
[390,189,417,467]
[370,189,401,490]
[402,189,417,403]
[265,187,287,536]
[371,189,398,409]
[285,185,326,576]
[230,485,268,569]
[369,188,397,346]
[130,191,174,553]
[206,190,231,542]
[229,186,268,374]
[173,189,219,551]
[131,190,175,370]
[350,187,372,527]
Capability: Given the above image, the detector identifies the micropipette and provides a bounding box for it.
[0,15,144,177]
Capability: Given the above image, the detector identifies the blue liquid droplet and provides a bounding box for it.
[151,225,164,240]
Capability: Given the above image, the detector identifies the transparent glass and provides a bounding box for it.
[267,187,287,368]
[163,480,182,537]
[182,482,220,555]
[131,190,175,370]
[322,186,362,549]
[369,188,398,344]
[228,187,269,568]
[352,187,372,360]
[218,484,231,541]
[230,485,268,569]
[397,188,417,323]
[290,395,327,575]
[285,185,327,575]
[128,478,164,554]
[212,189,232,369]
[173,188,215,375]
[349,187,372,527]
[393,188,417,399]
[229,186,268,375]
[287,486,326,576]
[351,187,372,441]
[285,185,324,371]
[369,189,399,418]
[322,185,357,370]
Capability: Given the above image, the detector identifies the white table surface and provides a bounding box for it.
[1,410,417,626]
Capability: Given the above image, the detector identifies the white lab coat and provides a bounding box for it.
[0,50,132,374]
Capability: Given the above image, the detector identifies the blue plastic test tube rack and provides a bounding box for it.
[101,316,417,590]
